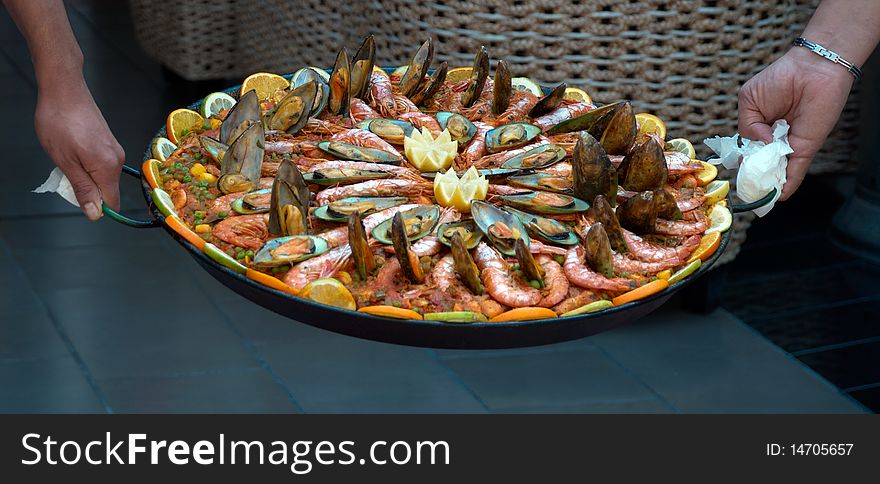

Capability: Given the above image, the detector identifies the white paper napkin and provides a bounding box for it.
[33,167,80,207]
[703,120,792,217]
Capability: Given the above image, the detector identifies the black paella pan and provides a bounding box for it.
[102,69,774,349]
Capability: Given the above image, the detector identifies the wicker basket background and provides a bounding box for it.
[129,0,859,264]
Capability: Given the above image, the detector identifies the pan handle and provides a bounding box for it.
[730,188,778,214]
[101,164,160,228]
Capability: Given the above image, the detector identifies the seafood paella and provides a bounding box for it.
[144,36,732,323]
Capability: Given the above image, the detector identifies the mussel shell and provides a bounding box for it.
[437,219,483,250]
[219,122,264,194]
[253,235,329,268]
[436,112,477,144]
[492,59,512,115]
[545,100,614,136]
[391,212,426,283]
[398,39,434,98]
[317,140,403,164]
[371,205,441,245]
[232,188,272,214]
[654,188,683,220]
[507,173,572,193]
[471,200,529,257]
[514,237,546,285]
[410,61,448,106]
[199,136,228,164]
[620,135,667,191]
[598,101,637,155]
[291,68,329,117]
[303,167,392,186]
[220,89,260,144]
[584,223,614,278]
[616,190,658,235]
[450,232,484,295]
[268,160,310,236]
[461,46,489,108]
[503,206,578,246]
[313,196,407,222]
[349,35,376,99]
[572,131,617,207]
[590,194,629,254]
[348,211,375,279]
[485,123,541,153]
[500,143,566,170]
[267,79,317,134]
[528,83,566,118]
[498,191,589,214]
[328,48,350,116]
[356,118,414,145]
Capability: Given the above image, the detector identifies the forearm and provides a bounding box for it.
[800,0,880,68]
[2,0,85,93]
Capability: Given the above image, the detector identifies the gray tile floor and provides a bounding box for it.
[0,2,866,413]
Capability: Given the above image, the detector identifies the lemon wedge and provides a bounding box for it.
[433,166,488,212]
[705,204,732,234]
[666,138,696,158]
[404,127,458,172]
[704,180,730,205]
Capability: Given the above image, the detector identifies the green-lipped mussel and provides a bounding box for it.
[410,61,447,106]
[348,211,375,279]
[616,190,658,235]
[220,89,259,144]
[500,143,566,170]
[398,38,434,98]
[491,59,512,115]
[461,46,489,108]
[232,188,271,214]
[485,122,542,153]
[507,172,571,193]
[371,205,441,245]
[528,83,566,118]
[514,237,546,287]
[589,194,630,254]
[217,121,264,194]
[253,235,329,269]
[199,136,228,164]
[572,131,617,206]
[391,212,426,283]
[618,135,667,191]
[583,222,614,278]
[497,191,589,214]
[266,79,316,134]
[436,112,477,144]
[450,231,484,295]
[356,118,414,145]
[349,35,376,100]
[313,196,408,222]
[317,140,403,163]
[471,200,529,257]
[503,206,579,246]
[303,167,392,186]
[546,100,636,155]
[291,67,329,116]
[437,219,483,250]
[268,160,310,236]
[328,47,350,116]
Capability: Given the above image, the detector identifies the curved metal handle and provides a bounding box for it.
[102,164,160,228]
[730,188,777,214]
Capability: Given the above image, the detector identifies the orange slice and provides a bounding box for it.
[301,278,357,311]
[635,113,667,139]
[563,87,592,104]
[240,72,290,101]
[142,159,161,189]
[358,305,423,320]
[166,108,204,144]
[445,67,473,83]
[688,231,722,263]
[612,279,669,306]
[489,307,557,322]
[165,216,205,250]
[247,268,299,296]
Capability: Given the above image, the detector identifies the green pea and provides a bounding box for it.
[529,279,541,289]
[218,211,228,218]
[245,250,254,258]
[554,255,565,265]
[183,175,192,183]
[511,263,520,271]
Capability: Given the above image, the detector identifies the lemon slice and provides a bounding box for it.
[511,77,543,96]
[668,259,702,284]
[666,138,695,158]
[635,113,667,139]
[433,167,488,212]
[151,136,177,162]
[705,204,732,234]
[300,278,357,311]
[563,87,592,104]
[404,127,458,172]
[704,180,730,205]
[200,92,237,118]
[695,160,718,185]
[240,72,290,101]
[445,67,473,83]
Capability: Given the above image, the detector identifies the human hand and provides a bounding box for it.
[34,79,125,220]
[738,47,854,200]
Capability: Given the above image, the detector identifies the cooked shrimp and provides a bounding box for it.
[475,139,550,168]
[428,253,456,291]
[305,160,413,176]
[612,253,678,275]
[458,121,492,169]
[300,117,349,135]
[495,90,539,124]
[393,93,421,114]
[283,245,352,290]
[315,179,430,205]
[316,203,423,248]
[368,70,396,117]
[529,239,567,256]
[563,246,631,292]
[330,129,402,157]
[473,242,542,307]
[350,98,380,123]
[213,214,269,251]
[397,111,442,135]
[553,288,603,315]
[536,254,569,308]
[654,210,709,236]
[534,101,595,132]
[538,161,572,178]
[622,230,700,263]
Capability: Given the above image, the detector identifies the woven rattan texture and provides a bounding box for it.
[129,0,859,264]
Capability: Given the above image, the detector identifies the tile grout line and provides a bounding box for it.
[429,350,492,413]
[0,239,113,413]
[582,342,681,413]
[792,335,880,357]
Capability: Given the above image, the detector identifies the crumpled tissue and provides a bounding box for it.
[703,120,792,217]
[33,167,80,207]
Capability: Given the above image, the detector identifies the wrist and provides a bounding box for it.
[34,48,86,97]
[785,46,856,84]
